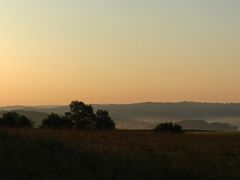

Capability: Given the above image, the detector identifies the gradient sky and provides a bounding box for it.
[0,0,240,105]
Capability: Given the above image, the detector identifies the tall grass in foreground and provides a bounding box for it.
[0,129,240,180]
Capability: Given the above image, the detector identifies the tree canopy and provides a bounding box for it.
[41,113,73,129]
[96,110,115,130]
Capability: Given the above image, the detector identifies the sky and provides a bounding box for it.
[0,0,240,105]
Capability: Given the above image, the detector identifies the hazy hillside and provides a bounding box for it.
[177,120,238,132]
[1,102,240,130]
[93,102,240,129]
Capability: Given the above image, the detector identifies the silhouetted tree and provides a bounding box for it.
[173,124,182,133]
[40,101,116,130]
[19,115,33,127]
[0,112,33,128]
[154,122,183,133]
[68,101,96,129]
[41,113,72,129]
[96,110,115,130]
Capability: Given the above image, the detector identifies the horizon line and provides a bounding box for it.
[1,101,240,108]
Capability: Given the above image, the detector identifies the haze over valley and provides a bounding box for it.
[1,102,239,131]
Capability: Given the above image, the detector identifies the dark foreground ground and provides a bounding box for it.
[0,129,240,180]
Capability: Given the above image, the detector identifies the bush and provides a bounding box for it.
[41,113,73,129]
[96,110,115,130]
[154,122,183,133]
[0,112,33,128]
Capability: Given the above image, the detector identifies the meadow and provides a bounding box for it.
[0,129,240,180]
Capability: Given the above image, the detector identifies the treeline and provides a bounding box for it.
[0,100,184,133]
[0,112,33,128]
[0,101,115,130]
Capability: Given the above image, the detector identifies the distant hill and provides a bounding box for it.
[177,120,238,132]
[1,102,240,130]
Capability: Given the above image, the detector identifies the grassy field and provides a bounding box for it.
[0,129,240,180]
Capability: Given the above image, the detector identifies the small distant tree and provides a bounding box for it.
[96,110,115,130]
[0,112,33,128]
[41,113,73,129]
[154,122,183,133]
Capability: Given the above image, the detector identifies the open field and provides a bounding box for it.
[0,129,240,180]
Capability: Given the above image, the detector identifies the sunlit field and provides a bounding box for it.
[0,129,240,180]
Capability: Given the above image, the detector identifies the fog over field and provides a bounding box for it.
[1,102,240,130]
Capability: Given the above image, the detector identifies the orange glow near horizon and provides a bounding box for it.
[0,1,240,106]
